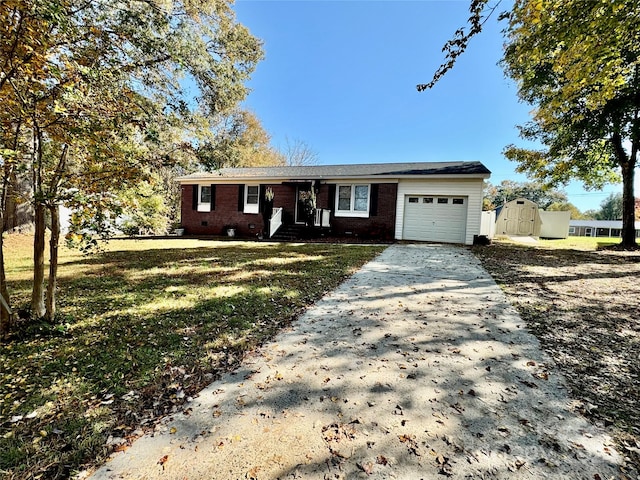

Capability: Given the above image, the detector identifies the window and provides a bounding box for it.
[200,186,211,203]
[452,198,464,205]
[244,185,259,214]
[568,226,576,234]
[335,184,370,217]
[437,198,449,204]
[197,185,212,212]
[423,197,434,204]
[408,197,419,203]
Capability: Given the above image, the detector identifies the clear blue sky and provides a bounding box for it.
[233,0,630,212]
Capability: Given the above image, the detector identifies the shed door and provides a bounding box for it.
[502,204,537,235]
[517,206,537,235]
[402,196,467,243]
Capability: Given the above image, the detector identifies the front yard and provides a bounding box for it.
[3,234,639,477]
[472,240,640,473]
[0,236,384,479]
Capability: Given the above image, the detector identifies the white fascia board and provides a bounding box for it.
[176,174,489,184]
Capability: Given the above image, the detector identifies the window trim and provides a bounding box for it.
[244,184,260,214]
[334,183,370,218]
[197,185,212,212]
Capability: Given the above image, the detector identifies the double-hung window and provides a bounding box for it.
[244,185,260,214]
[197,185,212,212]
[335,184,370,217]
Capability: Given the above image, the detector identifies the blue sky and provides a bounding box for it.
[232,0,629,212]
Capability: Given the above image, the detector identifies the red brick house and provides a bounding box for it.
[177,161,490,244]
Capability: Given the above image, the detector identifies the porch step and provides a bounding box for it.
[270,224,306,241]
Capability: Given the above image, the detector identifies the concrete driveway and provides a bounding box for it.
[91,244,621,479]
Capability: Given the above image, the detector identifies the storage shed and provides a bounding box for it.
[495,198,542,236]
[539,210,571,239]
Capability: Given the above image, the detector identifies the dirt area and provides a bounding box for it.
[472,242,640,474]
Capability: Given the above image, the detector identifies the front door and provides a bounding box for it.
[295,184,311,224]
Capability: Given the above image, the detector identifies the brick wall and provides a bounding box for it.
[181,184,263,237]
[181,184,303,237]
[329,183,397,240]
[180,182,397,240]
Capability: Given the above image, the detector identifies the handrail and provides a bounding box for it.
[269,207,283,238]
[314,209,331,228]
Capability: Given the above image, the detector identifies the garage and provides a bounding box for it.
[402,195,468,243]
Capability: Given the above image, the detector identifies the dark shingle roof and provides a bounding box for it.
[177,161,490,182]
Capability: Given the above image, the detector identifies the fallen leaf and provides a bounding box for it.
[247,466,260,479]
[357,461,375,475]
[158,455,168,469]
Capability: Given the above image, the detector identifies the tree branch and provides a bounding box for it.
[417,0,502,92]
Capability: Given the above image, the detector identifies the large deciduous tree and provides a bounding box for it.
[420,0,640,248]
[501,0,640,247]
[0,0,263,330]
[595,193,624,221]
[196,109,285,170]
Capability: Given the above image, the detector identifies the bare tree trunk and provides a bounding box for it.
[31,202,46,319]
[621,162,637,248]
[1,170,10,333]
[4,169,17,232]
[0,230,11,335]
[46,204,59,322]
[613,132,638,248]
[1,121,21,332]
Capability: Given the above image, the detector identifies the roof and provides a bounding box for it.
[177,161,491,183]
[569,220,626,228]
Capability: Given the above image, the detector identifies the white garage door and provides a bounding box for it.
[402,195,467,243]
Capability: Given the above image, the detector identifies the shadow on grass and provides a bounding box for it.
[0,241,385,479]
[90,244,624,479]
[472,242,640,470]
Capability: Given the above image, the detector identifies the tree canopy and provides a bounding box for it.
[484,179,568,210]
[421,0,640,247]
[501,0,639,246]
[0,0,263,329]
[196,109,285,170]
[594,193,624,221]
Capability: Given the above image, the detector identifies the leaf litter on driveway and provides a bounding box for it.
[91,245,622,479]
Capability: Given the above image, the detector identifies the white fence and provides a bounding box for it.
[480,210,496,239]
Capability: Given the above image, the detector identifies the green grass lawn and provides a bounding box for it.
[0,235,385,479]
[537,235,622,250]
[495,235,623,250]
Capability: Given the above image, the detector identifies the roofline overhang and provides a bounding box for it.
[176,173,490,184]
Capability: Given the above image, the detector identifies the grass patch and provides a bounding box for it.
[537,236,622,250]
[0,235,385,479]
